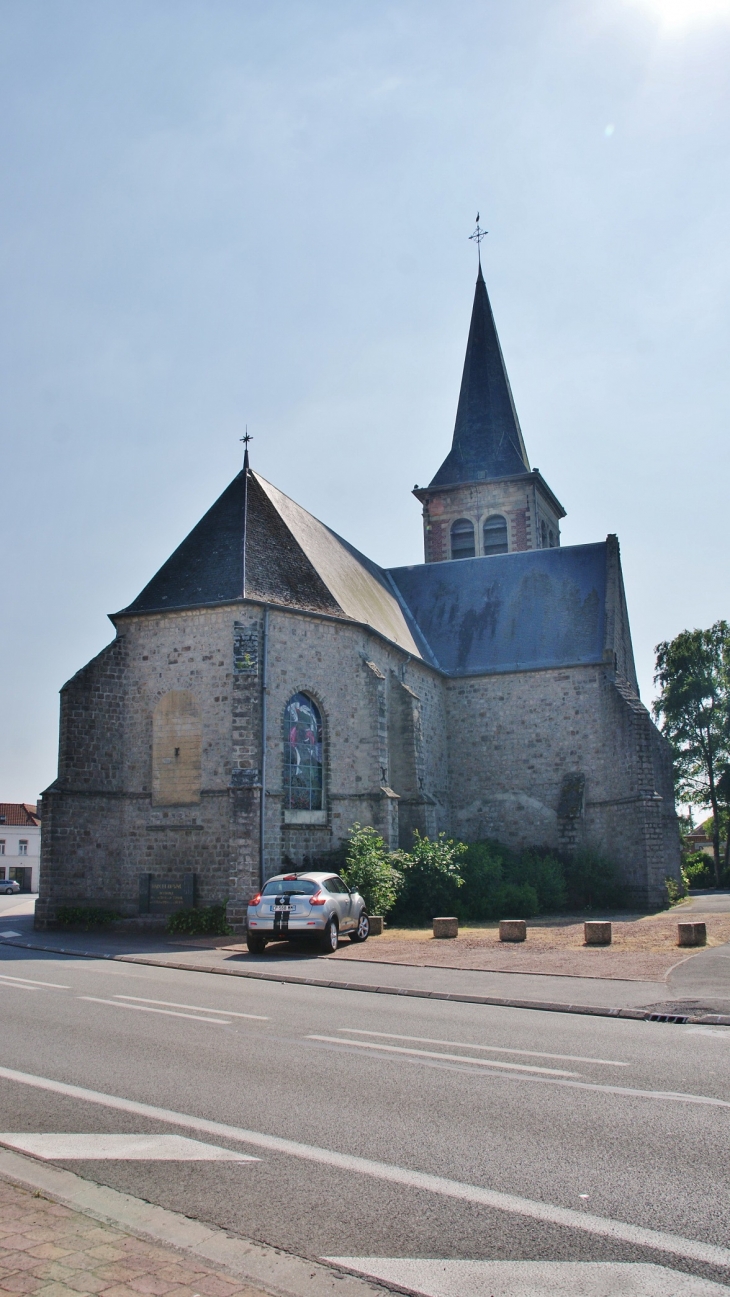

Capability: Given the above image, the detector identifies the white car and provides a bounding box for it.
[0,879,21,895]
[247,872,369,954]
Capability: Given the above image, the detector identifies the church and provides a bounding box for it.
[36,261,680,929]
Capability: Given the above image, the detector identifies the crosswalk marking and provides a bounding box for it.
[324,1259,730,1296]
[0,1133,259,1161]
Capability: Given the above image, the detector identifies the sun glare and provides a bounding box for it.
[631,0,730,30]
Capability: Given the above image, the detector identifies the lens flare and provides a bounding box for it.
[631,0,730,29]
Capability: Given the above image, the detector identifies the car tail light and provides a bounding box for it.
[248,893,262,907]
[309,891,326,906]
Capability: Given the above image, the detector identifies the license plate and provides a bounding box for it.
[271,904,293,913]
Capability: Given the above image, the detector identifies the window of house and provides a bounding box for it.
[0,868,5,879]
[284,693,323,811]
[450,518,475,559]
[18,840,28,856]
[0,841,4,855]
[540,520,548,548]
[483,515,509,556]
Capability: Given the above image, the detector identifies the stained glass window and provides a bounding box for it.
[284,693,323,811]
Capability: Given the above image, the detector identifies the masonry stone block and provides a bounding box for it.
[677,921,706,947]
[499,919,527,942]
[433,916,458,938]
[584,921,612,945]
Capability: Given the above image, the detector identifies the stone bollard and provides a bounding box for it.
[677,921,706,947]
[584,921,612,946]
[368,916,384,936]
[433,916,458,939]
[499,919,526,942]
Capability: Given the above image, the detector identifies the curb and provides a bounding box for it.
[3,937,730,1027]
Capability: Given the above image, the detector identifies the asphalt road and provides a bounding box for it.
[0,932,729,1294]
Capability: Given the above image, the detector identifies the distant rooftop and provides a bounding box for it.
[0,803,40,826]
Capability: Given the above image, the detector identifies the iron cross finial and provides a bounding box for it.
[240,426,253,470]
[469,212,488,266]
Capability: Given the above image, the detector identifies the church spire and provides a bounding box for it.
[429,264,530,487]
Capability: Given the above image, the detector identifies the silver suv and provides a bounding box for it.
[246,872,369,954]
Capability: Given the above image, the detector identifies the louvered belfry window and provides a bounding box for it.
[284,693,323,811]
[450,518,475,560]
[483,515,509,556]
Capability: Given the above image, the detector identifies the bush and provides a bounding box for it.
[454,841,550,920]
[55,905,121,928]
[682,851,715,890]
[563,849,622,910]
[166,904,232,936]
[390,831,466,925]
[340,824,402,915]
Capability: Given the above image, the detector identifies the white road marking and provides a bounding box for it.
[338,1028,629,1068]
[114,995,268,1020]
[0,931,23,938]
[0,1133,258,1162]
[324,1259,730,1296]
[309,1035,581,1077]
[1,1064,728,1271]
[0,973,70,989]
[77,997,229,1024]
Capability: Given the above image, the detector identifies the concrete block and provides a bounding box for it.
[499,919,526,942]
[433,916,458,938]
[368,916,384,936]
[677,921,706,947]
[584,921,612,945]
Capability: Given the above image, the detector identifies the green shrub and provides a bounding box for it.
[665,875,687,906]
[563,849,622,910]
[518,851,567,912]
[55,906,121,928]
[341,823,402,915]
[682,851,715,890]
[390,831,466,925]
[166,904,232,936]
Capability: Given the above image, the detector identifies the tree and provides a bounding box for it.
[653,621,730,887]
[341,824,402,916]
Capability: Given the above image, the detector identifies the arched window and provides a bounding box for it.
[549,529,556,548]
[450,518,475,560]
[284,693,323,811]
[483,515,509,556]
[152,691,202,806]
[540,520,548,548]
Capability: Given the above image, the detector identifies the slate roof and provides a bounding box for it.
[117,470,422,657]
[430,265,530,487]
[387,544,609,676]
[117,468,626,683]
[0,804,40,826]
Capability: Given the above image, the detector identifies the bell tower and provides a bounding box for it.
[414,259,565,563]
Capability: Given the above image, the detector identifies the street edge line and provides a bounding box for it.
[3,938,730,1026]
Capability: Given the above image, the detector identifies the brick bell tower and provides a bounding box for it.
[414,259,565,563]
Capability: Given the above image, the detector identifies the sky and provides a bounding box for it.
[1,0,729,803]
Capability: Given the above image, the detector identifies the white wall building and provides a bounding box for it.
[0,804,41,892]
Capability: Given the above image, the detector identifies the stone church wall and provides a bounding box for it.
[38,601,449,929]
[444,663,679,908]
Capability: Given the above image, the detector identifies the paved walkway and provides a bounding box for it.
[0,1176,266,1297]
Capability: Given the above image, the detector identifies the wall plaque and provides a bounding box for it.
[139,873,195,914]
[234,624,258,675]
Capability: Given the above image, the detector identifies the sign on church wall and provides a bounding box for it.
[139,873,196,914]
[234,623,258,675]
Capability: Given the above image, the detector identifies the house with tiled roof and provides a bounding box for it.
[0,804,40,892]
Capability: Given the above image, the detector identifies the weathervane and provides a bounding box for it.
[469,212,488,267]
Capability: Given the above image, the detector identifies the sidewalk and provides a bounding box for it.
[2,899,729,1025]
[0,1157,375,1297]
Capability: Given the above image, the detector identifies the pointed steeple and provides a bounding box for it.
[429,266,530,487]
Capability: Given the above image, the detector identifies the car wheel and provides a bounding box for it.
[349,910,370,943]
[246,934,267,954]
[319,916,339,953]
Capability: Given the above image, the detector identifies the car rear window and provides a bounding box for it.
[262,878,319,896]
